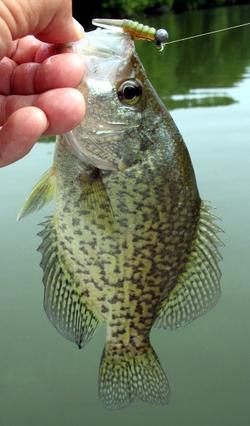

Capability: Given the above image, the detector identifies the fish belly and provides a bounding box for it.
[55,168,199,347]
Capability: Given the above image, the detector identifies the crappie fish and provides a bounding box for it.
[19,19,222,409]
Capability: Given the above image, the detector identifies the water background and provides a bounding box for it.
[0,5,250,425]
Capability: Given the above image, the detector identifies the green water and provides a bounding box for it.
[0,4,250,425]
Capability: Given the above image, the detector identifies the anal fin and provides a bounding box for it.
[155,201,223,329]
[38,217,99,348]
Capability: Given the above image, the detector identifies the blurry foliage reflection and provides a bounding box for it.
[168,96,236,109]
[73,0,250,21]
[135,5,250,109]
[39,136,55,143]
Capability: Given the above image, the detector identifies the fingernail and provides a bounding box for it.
[73,18,85,39]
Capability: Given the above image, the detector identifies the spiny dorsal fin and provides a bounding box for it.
[155,201,223,329]
[17,168,56,221]
[38,216,99,348]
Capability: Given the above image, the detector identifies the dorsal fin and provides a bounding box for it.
[155,201,223,329]
[38,216,100,348]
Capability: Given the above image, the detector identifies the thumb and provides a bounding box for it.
[36,17,85,44]
[0,0,84,58]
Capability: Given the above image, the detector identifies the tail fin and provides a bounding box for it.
[99,343,170,409]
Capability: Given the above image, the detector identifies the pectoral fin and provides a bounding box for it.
[155,201,223,329]
[38,216,100,348]
[17,168,56,220]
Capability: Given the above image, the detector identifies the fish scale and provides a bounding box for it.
[18,20,222,410]
[53,135,198,346]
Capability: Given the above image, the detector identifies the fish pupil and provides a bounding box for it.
[117,80,142,105]
[123,85,139,100]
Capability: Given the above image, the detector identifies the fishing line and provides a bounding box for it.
[167,22,250,44]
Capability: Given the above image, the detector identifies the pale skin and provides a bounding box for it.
[0,0,86,167]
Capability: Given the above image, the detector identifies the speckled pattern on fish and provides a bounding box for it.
[19,22,222,410]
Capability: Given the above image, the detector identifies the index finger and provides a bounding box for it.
[9,36,59,64]
[0,52,85,96]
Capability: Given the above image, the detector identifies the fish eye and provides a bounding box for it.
[117,79,143,106]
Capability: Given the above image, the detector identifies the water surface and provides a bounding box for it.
[0,5,250,426]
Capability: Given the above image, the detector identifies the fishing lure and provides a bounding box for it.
[93,18,250,49]
[92,18,169,50]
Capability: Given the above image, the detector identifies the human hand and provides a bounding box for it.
[0,0,85,167]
